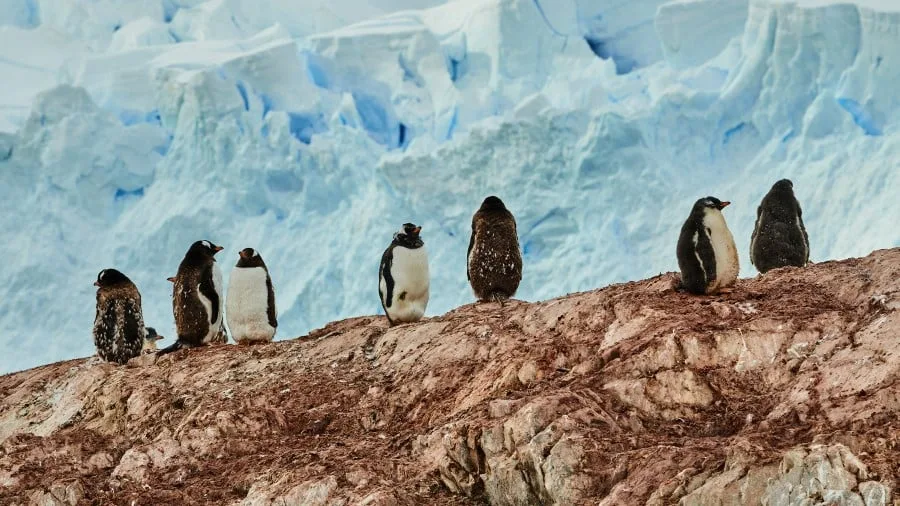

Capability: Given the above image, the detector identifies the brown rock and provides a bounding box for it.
[1,249,898,504]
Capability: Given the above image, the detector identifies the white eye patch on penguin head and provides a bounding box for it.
[191,240,224,257]
[703,197,730,210]
[400,223,421,237]
[95,268,128,287]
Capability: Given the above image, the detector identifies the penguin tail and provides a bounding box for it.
[156,340,185,356]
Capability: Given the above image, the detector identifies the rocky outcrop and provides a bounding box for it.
[1,249,898,505]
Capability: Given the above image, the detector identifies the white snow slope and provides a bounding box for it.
[1,0,898,374]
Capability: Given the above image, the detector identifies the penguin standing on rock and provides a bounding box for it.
[93,269,145,364]
[750,179,809,273]
[227,248,277,343]
[676,197,740,295]
[158,240,224,355]
[379,223,429,325]
[467,196,523,302]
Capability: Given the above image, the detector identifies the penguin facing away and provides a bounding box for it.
[676,197,740,295]
[168,272,229,344]
[750,179,809,273]
[93,268,145,364]
[158,240,224,355]
[467,196,523,302]
[379,223,429,325]
[142,327,164,353]
[226,247,277,344]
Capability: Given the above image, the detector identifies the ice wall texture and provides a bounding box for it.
[0,0,898,374]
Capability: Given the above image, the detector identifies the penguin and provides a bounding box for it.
[141,327,164,353]
[750,179,809,273]
[226,248,277,344]
[93,269,145,364]
[158,240,224,355]
[379,223,429,325]
[467,196,523,302]
[676,197,740,295]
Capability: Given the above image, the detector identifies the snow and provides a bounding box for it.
[0,0,899,374]
[655,0,748,69]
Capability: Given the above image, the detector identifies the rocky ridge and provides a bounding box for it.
[1,249,898,505]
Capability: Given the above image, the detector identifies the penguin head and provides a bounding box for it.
[236,247,266,268]
[773,179,793,191]
[767,179,798,201]
[479,196,508,212]
[186,240,224,261]
[393,223,424,247]
[763,178,803,215]
[695,197,730,212]
[94,268,132,288]
[398,223,422,238]
[143,327,164,342]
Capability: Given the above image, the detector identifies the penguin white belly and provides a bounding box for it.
[385,246,429,322]
[226,266,275,343]
[198,263,224,343]
[703,209,739,290]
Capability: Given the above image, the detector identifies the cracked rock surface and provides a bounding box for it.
[1,248,898,505]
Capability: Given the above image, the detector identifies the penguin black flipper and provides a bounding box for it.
[466,227,474,281]
[676,220,717,294]
[798,208,810,263]
[122,298,143,352]
[750,205,763,268]
[266,273,278,329]
[697,228,717,284]
[97,298,118,360]
[379,245,395,309]
[378,244,396,326]
[198,263,220,325]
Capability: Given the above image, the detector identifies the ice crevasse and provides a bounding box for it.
[0,0,898,373]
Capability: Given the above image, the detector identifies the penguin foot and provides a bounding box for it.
[156,340,185,356]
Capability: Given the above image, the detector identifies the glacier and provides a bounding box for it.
[0,0,898,374]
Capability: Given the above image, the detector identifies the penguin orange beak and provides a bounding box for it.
[214,245,224,252]
[414,226,422,234]
[93,281,100,287]
[718,201,731,209]
[239,250,248,259]
[167,277,175,283]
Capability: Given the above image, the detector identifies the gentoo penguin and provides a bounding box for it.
[93,269,145,364]
[142,327,164,353]
[158,240,224,355]
[226,248,277,343]
[467,196,523,302]
[676,197,740,295]
[379,223,429,325]
[750,179,809,273]
[167,276,229,344]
